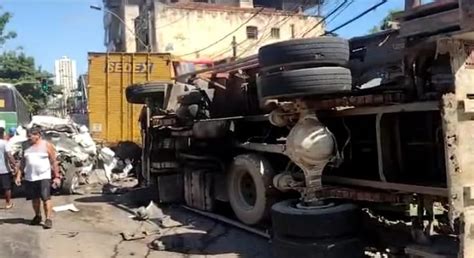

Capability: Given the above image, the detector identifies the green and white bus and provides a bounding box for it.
[0,83,31,132]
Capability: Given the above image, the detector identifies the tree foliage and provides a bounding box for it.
[0,7,16,46]
[0,7,61,114]
[369,9,400,33]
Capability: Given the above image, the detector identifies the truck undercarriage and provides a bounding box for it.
[126,1,474,257]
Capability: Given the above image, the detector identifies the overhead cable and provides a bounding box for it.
[178,7,265,58]
[324,0,388,35]
[300,0,349,37]
[326,0,355,26]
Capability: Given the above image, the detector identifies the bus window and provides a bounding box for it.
[0,88,15,112]
[0,84,31,129]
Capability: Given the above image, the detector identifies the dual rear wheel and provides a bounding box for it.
[257,37,352,101]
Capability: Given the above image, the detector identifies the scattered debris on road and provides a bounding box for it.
[149,239,166,251]
[62,232,80,238]
[121,231,147,241]
[182,205,270,239]
[53,203,80,213]
[133,201,166,223]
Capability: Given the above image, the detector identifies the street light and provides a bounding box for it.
[90,5,150,52]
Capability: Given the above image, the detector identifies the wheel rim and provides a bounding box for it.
[295,200,335,210]
[237,171,257,210]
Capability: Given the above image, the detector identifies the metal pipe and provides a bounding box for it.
[182,205,270,239]
[323,176,448,197]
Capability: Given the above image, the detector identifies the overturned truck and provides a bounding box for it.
[127,1,474,257]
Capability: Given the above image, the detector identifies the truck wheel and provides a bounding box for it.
[271,199,360,239]
[61,162,79,195]
[259,37,349,70]
[257,67,352,100]
[228,154,275,225]
[184,169,214,211]
[126,82,169,104]
[272,235,364,258]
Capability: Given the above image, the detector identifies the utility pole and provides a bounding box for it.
[147,8,153,52]
[232,36,237,59]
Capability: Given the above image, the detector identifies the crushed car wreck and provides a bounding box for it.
[9,116,98,194]
[9,116,137,194]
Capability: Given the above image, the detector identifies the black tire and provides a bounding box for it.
[61,162,79,195]
[272,235,364,258]
[126,82,170,104]
[228,154,275,225]
[271,199,360,239]
[184,169,214,211]
[257,67,352,100]
[259,37,349,69]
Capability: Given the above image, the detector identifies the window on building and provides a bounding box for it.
[271,28,280,39]
[246,26,258,40]
[290,24,295,39]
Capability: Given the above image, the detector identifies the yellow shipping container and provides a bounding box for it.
[88,52,172,144]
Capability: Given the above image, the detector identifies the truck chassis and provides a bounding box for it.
[128,1,474,257]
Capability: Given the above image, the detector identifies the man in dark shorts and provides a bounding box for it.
[0,127,16,209]
[15,127,60,229]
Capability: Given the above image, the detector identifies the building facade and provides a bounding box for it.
[54,56,77,98]
[103,0,324,60]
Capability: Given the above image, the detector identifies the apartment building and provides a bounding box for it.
[102,0,324,60]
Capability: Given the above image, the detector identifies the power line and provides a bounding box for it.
[209,38,248,59]
[237,0,346,57]
[235,13,285,58]
[326,0,354,26]
[324,0,388,35]
[236,1,311,58]
[156,14,187,29]
[301,0,349,37]
[178,7,265,58]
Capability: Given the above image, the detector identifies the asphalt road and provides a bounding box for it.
[0,184,272,258]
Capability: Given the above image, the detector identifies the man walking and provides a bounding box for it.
[0,127,16,209]
[15,127,60,229]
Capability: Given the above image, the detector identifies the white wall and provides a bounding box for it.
[122,2,141,52]
[152,4,324,60]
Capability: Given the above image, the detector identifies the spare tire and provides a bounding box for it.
[259,37,349,70]
[271,199,360,239]
[126,82,171,105]
[257,67,352,100]
[228,154,276,225]
[272,235,364,258]
[60,161,80,195]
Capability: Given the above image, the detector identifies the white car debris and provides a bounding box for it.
[10,115,136,194]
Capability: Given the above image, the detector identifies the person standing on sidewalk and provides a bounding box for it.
[0,127,16,209]
[15,127,60,229]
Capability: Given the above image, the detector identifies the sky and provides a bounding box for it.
[0,0,405,75]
